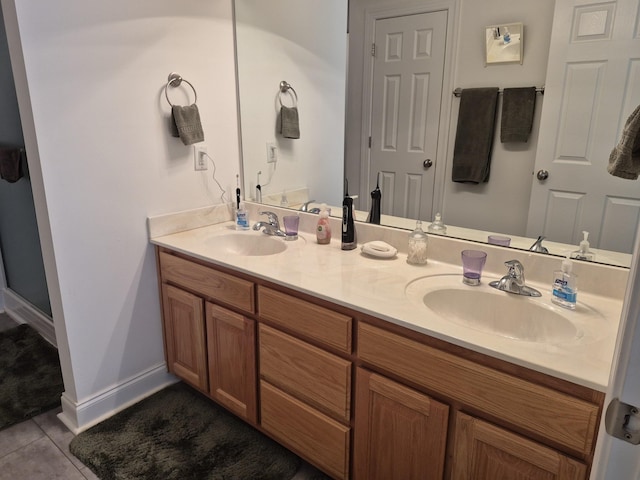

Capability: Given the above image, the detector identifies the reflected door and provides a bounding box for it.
[527,0,640,254]
[369,11,447,221]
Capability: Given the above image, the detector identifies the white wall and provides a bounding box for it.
[2,0,240,430]
[235,0,347,206]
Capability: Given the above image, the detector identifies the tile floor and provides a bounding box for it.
[0,313,98,479]
[0,313,321,480]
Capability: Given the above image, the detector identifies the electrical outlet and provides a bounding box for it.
[194,145,208,171]
[266,142,278,164]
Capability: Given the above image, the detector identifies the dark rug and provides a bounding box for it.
[0,324,64,430]
[69,382,303,480]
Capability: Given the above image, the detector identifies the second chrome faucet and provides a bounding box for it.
[489,259,542,297]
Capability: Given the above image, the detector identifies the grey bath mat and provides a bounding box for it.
[0,324,63,431]
[69,382,303,480]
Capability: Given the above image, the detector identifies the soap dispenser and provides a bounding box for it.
[570,231,595,261]
[552,256,577,310]
[407,221,428,265]
[316,204,332,245]
[427,213,447,235]
[341,179,357,250]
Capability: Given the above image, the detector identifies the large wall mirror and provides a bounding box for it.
[234,0,640,268]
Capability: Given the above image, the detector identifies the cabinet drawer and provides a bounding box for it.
[259,324,351,423]
[358,322,600,457]
[257,286,352,353]
[260,381,350,480]
[159,251,254,314]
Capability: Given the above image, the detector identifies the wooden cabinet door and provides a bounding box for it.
[452,412,587,480]
[161,284,207,391]
[206,303,257,424]
[353,368,449,480]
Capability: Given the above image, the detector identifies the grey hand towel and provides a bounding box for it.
[452,87,499,183]
[501,87,536,143]
[0,147,23,183]
[279,106,300,139]
[171,104,204,145]
[608,104,640,180]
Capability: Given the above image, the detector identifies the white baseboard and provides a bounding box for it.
[57,363,178,434]
[2,288,55,346]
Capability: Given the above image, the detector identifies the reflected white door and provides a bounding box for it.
[526,0,640,254]
[369,11,447,221]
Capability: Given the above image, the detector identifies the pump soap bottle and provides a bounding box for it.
[570,231,595,261]
[341,180,357,250]
[316,204,332,245]
[552,256,577,310]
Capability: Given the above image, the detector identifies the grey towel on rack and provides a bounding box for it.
[172,104,204,145]
[452,87,499,183]
[608,104,640,179]
[501,87,536,143]
[279,106,300,139]
[0,147,23,183]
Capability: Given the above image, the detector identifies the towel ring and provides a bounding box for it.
[278,80,298,108]
[165,72,198,107]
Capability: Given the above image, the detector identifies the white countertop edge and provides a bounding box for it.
[151,220,624,392]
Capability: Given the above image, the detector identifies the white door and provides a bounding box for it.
[369,10,447,221]
[526,0,640,254]
[594,222,640,479]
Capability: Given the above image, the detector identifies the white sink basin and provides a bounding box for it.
[205,232,287,256]
[405,274,606,344]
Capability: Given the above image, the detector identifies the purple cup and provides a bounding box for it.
[461,250,487,286]
[488,235,511,246]
[282,215,299,241]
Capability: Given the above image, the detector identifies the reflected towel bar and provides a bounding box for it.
[453,86,544,97]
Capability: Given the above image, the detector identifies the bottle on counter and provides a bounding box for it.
[407,220,428,265]
[316,204,332,245]
[552,256,577,310]
[235,202,249,230]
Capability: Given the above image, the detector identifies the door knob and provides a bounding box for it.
[536,169,549,181]
[423,159,433,169]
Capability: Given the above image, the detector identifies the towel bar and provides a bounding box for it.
[278,80,298,107]
[452,86,544,97]
[165,72,198,106]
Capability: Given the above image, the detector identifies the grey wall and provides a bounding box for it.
[0,4,50,315]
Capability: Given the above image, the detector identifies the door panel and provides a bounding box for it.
[370,10,447,221]
[527,0,640,253]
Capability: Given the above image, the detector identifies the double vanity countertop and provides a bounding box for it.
[149,204,627,392]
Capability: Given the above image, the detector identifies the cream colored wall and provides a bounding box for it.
[2,0,240,430]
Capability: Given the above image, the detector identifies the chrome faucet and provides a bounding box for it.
[529,236,549,254]
[489,259,542,297]
[252,211,286,237]
[300,200,321,214]
[300,200,315,212]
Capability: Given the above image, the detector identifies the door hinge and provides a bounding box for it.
[371,43,376,57]
[605,398,640,445]
[368,136,372,148]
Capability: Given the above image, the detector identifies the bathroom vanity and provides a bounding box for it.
[150,207,625,480]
